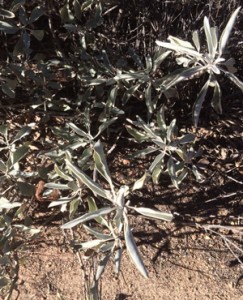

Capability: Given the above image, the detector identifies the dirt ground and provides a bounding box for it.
[9,220,242,300]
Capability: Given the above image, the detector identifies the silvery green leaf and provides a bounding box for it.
[83,225,112,240]
[12,126,31,143]
[166,119,177,142]
[156,40,201,58]
[192,30,200,52]
[0,8,15,18]
[211,79,222,114]
[98,241,114,252]
[162,66,205,90]
[124,217,148,278]
[145,82,153,114]
[152,163,163,184]
[0,21,19,34]
[224,71,243,91]
[125,125,148,143]
[168,35,195,49]
[203,17,215,58]
[179,133,195,144]
[115,186,129,208]
[107,85,118,107]
[93,140,114,191]
[145,55,152,71]
[113,73,145,81]
[65,160,112,200]
[95,117,118,138]
[193,78,210,127]
[61,206,115,229]
[48,199,71,208]
[156,105,167,132]
[54,164,73,181]
[75,239,107,250]
[29,6,44,23]
[122,84,141,105]
[130,207,173,222]
[153,49,171,72]
[60,3,74,23]
[132,172,149,191]
[177,168,188,185]
[0,197,21,210]
[136,116,157,138]
[192,165,204,182]
[96,253,111,281]
[149,152,165,172]
[44,183,70,190]
[87,196,109,227]
[68,122,92,140]
[176,56,191,67]
[219,7,241,56]
[11,145,29,165]
[167,157,178,188]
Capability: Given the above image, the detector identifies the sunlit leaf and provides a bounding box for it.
[219,7,241,56]
[124,217,148,278]
[11,145,29,165]
[61,206,115,229]
[29,6,44,23]
[65,160,112,200]
[130,207,173,222]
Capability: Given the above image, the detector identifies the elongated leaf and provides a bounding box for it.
[0,160,6,173]
[0,197,21,210]
[44,183,70,190]
[145,82,153,114]
[211,79,222,114]
[0,8,15,18]
[224,71,243,91]
[68,122,92,140]
[167,157,178,188]
[192,30,200,52]
[131,146,158,158]
[65,160,112,200]
[125,125,148,143]
[76,239,107,250]
[12,126,31,143]
[29,6,44,23]
[93,140,114,191]
[203,17,214,58]
[162,66,206,90]
[124,218,148,278]
[122,84,141,105]
[219,7,241,56]
[193,79,210,127]
[115,186,128,208]
[132,172,149,191]
[11,145,29,165]
[153,50,171,72]
[96,253,111,281]
[179,133,195,144]
[149,152,165,172]
[156,105,167,132]
[166,119,177,142]
[0,21,19,34]
[168,35,195,49]
[54,164,73,181]
[61,206,115,229]
[156,40,201,58]
[87,196,108,226]
[83,225,112,240]
[95,117,118,138]
[130,207,173,221]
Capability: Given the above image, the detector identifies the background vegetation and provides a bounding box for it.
[0,1,242,299]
